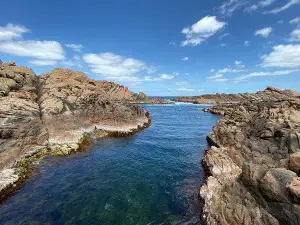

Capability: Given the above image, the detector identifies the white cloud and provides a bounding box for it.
[244,40,250,46]
[83,52,175,82]
[214,78,229,82]
[29,59,57,66]
[83,52,147,78]
[218,68,245,73]
[61,55,83,68]
[235,60,242,65]
[159,74,175,80]
[235,69,300,80]
[220,43,227,47]
[169,88,203,92]
[144,73,176,81]
[181,16,226,46]
[235,60,246,68]
[175,81,189,86]
[220,33,230,40]
[245,0,276,12]
[0,23,29,41]
[264,0,300,14]
[207,73,224,79]
[290,17,300,24]
[210,69,215,72]
[261,44,300,68]
[207,66,245,82]
[0,40,65,62]
[182,56,189,61]
[255,27,272,38]
[65,44,84,52]
[289,29,300,42]
[219,0,248,16]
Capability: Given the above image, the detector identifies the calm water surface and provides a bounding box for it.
[0,103,219,225]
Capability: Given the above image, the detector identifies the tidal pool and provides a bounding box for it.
[0,103,219,225]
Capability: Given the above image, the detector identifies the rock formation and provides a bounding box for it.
[131,92,173,104]
[0,63,150,201]
[200,88,300,225]
[173,86,300,104]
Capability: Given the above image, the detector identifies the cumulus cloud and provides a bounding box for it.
[264,0,300,14]
[0,23,29,41]
[245,0,276,12]
[181,16,226,46]
[255,27,272,38]
[182,56,189,61]
[83,52,147,77]
[261,44,300,68]
[290,17,300,24]
[244,40,250,46]
[83,52,174,82]
[235,69,300,81]
[65,44,84,52]
[0,40,65,66]
[289,29,300,42]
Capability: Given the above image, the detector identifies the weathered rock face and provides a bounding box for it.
[201,94,300,225]
[39,69,149,145]
[0,63,47,170]
[174,86,300,104]
[0,64,150,200]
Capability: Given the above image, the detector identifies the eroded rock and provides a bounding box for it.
[200,90,300,224]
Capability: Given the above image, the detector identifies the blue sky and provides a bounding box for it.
[0,0,300,96]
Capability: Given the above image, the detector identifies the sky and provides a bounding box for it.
[0,0,300,96]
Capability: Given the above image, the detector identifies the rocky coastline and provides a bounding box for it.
[189,88,300,224]
[173,86,299,104]
[0,62,151,203]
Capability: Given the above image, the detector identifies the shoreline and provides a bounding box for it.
[174,88,300,224]
[0,113,151,205]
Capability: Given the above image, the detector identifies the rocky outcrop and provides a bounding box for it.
[130,92,173,104]
[201,90,300,225]
[0,63,48,170]
[0,64,150,202]
[173,86,300,104]
[39,69,149,147]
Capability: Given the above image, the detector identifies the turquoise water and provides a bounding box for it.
[0,104,219,225]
